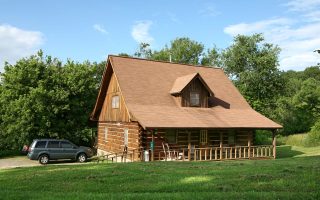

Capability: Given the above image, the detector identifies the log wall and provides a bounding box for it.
[97,122,142,160]
[141,129,254,161]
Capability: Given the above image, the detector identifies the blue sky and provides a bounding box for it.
[1,0,320,72]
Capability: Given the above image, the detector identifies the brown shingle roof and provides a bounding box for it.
[92,55,282,129]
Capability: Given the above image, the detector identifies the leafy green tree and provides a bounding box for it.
[0,51,104,150]
[153,37,204,65]
[221,34,284,116]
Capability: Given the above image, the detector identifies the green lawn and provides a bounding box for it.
[0,146,320,200]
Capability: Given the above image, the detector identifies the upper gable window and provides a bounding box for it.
[112,95,120,108]
[190,92,200,107]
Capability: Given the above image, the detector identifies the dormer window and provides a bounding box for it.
[112,95,120,108]
[170,73,214,108]
[190,92,200,107]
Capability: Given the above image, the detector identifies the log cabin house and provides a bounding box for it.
[90,55,282,162]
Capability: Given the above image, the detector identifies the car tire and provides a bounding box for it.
[77,153,87,163]
[39,154,49,165]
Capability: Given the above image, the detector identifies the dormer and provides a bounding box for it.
[170,73,214,108]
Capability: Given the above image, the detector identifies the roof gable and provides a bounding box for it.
[170,73,214,96]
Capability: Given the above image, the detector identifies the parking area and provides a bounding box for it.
[0,156,90,169]
[0,156,40,169]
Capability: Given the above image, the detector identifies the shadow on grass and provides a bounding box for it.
[277,145,304,159]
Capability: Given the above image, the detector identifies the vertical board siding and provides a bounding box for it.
[180,78,209,107]
[99,72,130,122]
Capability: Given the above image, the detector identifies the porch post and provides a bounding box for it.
[248,131,251,159]
[151,132,154,161]
[272,130,276,159]
[188,132,191,161]
[220,132,223,160]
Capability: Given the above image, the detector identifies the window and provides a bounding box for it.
[190,92,200,106]
[47,141,60,148]
[112,95,120,108]
[35,141,47,148]
[124,128,128,146]
[60,141,73,148]
[228,131,235,145]
[104,127,108,141]
[165,129,177,143]
[200,130,208,145]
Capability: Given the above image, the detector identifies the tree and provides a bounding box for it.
[152,37,205,65]
[221,34,284,116]
[134,38,211,65]
[0,51,104,150]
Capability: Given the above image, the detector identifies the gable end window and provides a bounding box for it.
[112,95,120,108]
[190,92,200,107]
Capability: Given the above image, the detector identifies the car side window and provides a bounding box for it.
[47,141,60,148]
[60,141,73,148]
[35,141,47,148]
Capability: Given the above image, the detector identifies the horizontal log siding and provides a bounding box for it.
[141,129,254,161]
[97,122,142,160]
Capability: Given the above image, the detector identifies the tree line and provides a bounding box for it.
[0,34,319,150]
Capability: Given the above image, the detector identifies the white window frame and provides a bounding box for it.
[124,128,128,146]
[104,127,108,141]
[112,95,120,108]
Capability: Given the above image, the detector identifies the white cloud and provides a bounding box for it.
[0,24,44,72]
[285,0,320,12]
[223,0,320,71]
[224,18,293,37]
[93,24,108,34]
[131,20,154,44]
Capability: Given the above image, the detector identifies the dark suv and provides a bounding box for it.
[27,139,93,164]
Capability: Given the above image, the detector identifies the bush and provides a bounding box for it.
[305,120,320,146]
[254,130,272,145]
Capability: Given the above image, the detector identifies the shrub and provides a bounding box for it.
[254,130,272,145]
[305,120,320,146]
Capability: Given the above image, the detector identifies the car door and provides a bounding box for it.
[47,141,62,159]
[60,141,78,159]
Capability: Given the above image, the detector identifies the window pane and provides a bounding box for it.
[47,141,60,148]
[60,141,73,148]
[165,129,176,143]
[228,131,235,145]
[190,92,200,106]
[112,96,120,108]
[35,141,46,148]
[200,130,208,144]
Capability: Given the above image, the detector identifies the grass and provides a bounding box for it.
[277,133,308,146]
[0,146,320,200]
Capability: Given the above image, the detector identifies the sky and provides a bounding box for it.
[1,0,320,72]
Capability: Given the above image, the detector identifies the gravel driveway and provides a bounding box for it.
[0,156,40,169]
[0,156,89,169]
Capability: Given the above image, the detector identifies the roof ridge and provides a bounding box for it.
[108,54,222,70]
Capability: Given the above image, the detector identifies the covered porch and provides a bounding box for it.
[143,128,277,161]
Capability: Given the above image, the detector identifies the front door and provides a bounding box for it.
[199,130,208,147]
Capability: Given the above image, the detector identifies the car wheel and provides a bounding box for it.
[39,154,49,165]
[78,153,87,163]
